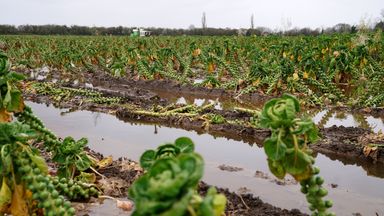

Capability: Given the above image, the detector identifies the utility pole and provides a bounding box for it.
[202,12,207,29]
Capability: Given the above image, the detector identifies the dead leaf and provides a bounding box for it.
[0,108,12,122]
[98,177,128,197]
[97,156,113,169]
[120,160,142,172]
[363,145,378,157]
[116,200,133,211]
[10,185,29,216]
[0,178,12,212]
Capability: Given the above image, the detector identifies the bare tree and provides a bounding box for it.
[202,12,207,29]
[251,14,254,29]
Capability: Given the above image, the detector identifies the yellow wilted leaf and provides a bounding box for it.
[10,185,29,216]
[97,156,113,169]
[303,71,309,79]
[362,57,368,66]
[193,48,201,57]
[283,52,287,58]
[207,63,215,73]
[0,108,12,123]
[252,78,260,86]
[292,72,299,81]
[0,178,12,212]
[321,48,328,54]
[298,55,302,61]
[290,55,294,60]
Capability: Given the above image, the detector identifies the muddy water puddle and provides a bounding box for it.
[27,102,384,215]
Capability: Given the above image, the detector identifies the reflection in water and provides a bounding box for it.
[156,90,263,110]
[26,101,384,215]
[92,113,101,127]
[312,109,384,133]
[157,90,384,133]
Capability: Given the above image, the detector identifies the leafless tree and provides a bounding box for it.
[202,12,207,29]
[251,14,254,29]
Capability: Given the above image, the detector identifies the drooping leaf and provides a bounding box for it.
[27,152,48,175]
[283,150,312,177]
[0,178,12,212]
[267,159,286,179]
[264,136,287,161]
[0,108,12,122]
[1,145,12,174]
[10,185,29,216]
[74,154,92,171]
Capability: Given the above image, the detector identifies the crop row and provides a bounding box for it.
[1,33,383,107]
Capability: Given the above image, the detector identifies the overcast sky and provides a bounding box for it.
[2,0,383,29]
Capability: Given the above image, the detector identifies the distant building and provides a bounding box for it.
[131,28,151,37]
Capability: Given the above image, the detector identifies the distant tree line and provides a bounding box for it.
[0,23,383,36]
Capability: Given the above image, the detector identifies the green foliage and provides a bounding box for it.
[0,122,75,216]
[260,94,333,215]
[52,137,92,179]
[130,138,226,216]
[140,137,194,170]
[2,34,384,107]
[0,52,25,121]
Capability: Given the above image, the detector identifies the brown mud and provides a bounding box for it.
[92,154,306,216]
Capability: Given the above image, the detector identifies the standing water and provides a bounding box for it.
[27,102,384,215]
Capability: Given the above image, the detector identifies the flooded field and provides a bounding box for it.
[28,101,384,215]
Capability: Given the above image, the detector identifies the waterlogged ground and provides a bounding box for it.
[27,101,384,215]
[154,92,384,133]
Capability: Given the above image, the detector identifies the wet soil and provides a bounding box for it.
[23,81,384,167]
[92,153,306,216]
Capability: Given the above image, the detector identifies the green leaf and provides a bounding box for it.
[175,137,195,153]
[140,150,156,170]
[267,159,286,179]
[283,150,312,176]
[74,172,96,183]
[77,137,88,147]
[198,187,227,216]
[3,88,11,109]
[264,136,287,161]
[129,152,205,215]
[178,153,204,187]
[6,90,24,113]
[27,152,48,175]
[0,53,9,75]
[159,189,193,216]
[75,154,92,171]
[156,144,180,159]
[1,145,12,174]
